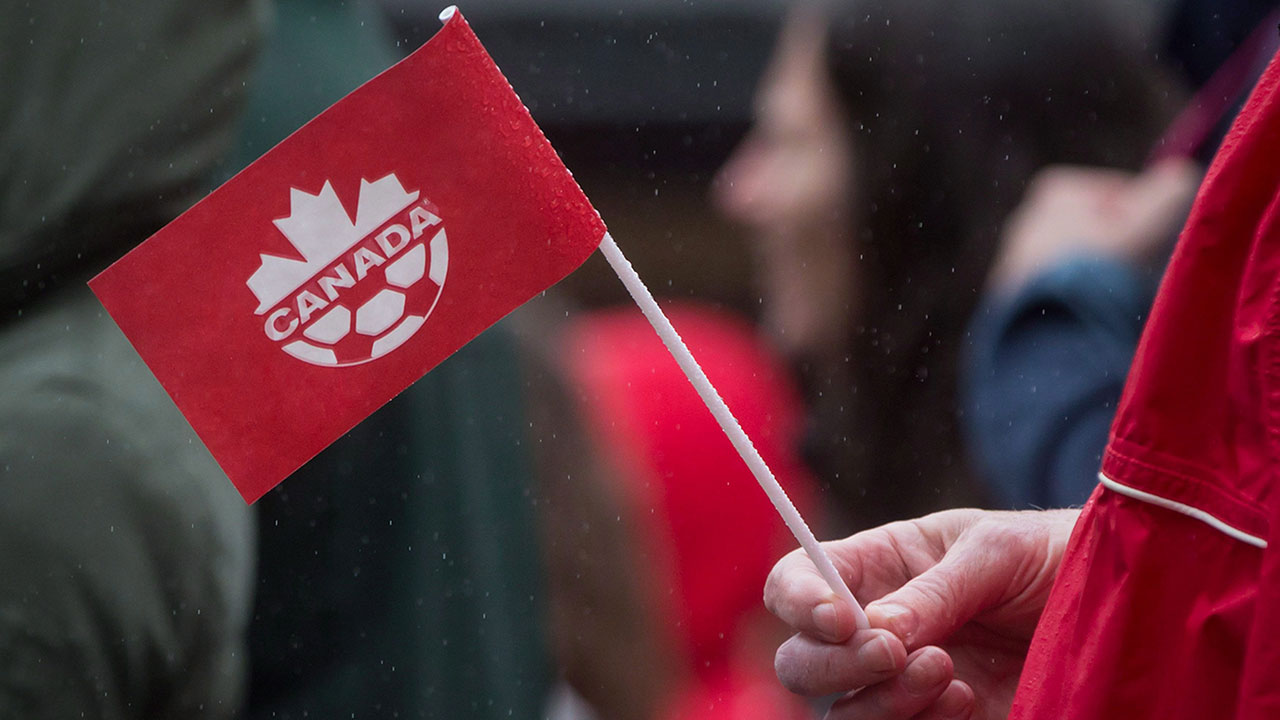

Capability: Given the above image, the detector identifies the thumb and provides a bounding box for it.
[864,536,1001,649]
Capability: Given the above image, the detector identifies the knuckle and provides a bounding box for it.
[774,640,815,694]
[762,570,787,614]
[763,570,805,622]
[907,577,955,616]
[774,636,860,697]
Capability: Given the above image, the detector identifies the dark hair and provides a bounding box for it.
[809,0,1179,524]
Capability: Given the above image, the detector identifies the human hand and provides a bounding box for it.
[988,159,1201,293]
[764,508,1080,719]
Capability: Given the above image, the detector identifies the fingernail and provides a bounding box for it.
[936,682,974,719]
[902,652,947,694]
[812,602,840,638]
[872,603,918,643]
[855,635,897,673]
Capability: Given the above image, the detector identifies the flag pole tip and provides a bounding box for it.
[439,5,458,22]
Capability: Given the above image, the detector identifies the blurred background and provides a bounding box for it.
[377,0,1157,298]
[382,0,782,314]
[5,0,1277,718]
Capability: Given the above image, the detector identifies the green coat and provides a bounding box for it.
[0,1,265,717]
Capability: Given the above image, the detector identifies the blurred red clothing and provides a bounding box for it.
[566,304,816,720]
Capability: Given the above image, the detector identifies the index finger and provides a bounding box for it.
[764,541,864,642]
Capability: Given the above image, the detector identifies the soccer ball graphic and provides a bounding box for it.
[246,174,447,367]
[283,237,444,366]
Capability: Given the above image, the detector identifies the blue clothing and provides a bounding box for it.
[963,257,1158,509]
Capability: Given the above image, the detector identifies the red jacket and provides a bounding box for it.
[1011,50,1280,718]
[566,304,817,720]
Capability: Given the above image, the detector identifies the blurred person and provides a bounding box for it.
[762,47,1280,720]
[965,3,1279,509]
[715,0,1178,527]
[0,1,264,717]
[536,304,820,720]
[964,159,1201,508]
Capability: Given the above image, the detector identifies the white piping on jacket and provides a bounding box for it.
[1099,472,1268,549]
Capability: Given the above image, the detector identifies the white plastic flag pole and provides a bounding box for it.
[597,233,869,630]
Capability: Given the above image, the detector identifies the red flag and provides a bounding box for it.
[89,8,606,503]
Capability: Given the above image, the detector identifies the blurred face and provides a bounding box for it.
[714,9,856,361]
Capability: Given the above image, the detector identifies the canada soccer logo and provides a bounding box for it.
[246,173,447,367]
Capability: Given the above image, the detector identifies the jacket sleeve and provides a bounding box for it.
[962,257,1155,508]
